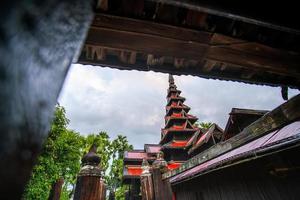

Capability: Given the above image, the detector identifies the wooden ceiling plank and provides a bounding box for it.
[92,13,213,44]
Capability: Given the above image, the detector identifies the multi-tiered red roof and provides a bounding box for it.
[160,75,200,168]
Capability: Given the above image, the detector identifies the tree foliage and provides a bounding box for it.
[23,105,133,200]
[23,105,84,199]
[195,121,213,130]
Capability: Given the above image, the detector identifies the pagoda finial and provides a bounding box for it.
[81,144,101,166]
[78,143,103,178]
[169,74,174,84]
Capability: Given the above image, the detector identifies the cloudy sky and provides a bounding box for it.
[58,64,299,149]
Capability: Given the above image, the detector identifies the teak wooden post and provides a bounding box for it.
[151,152,173,200]
[141,159,154,200]
[0,0,94,198]
[74,145,106,200]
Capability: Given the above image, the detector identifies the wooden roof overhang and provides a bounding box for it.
[166,96,186,106]
[160,128,199,144]
[78,0,300,88]
[167,88,181,97]
[169,121,300,185]
[166,105,190,115]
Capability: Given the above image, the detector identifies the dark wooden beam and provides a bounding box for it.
[146,0,300,34]
[163,94,300,179]
[80,14,300,87]
[0,0,94,198]
[86,26,208,60]
[92,13,212,44]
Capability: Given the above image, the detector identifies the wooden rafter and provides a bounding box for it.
[79,13,300,88]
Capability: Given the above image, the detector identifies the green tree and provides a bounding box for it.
[23,105,84,199]
[24,105,133,200]
[84,134,133,200]
[195,121,213,130]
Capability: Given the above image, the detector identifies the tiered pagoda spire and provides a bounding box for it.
[160,74,200,167]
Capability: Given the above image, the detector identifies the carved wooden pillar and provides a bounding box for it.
[152,152,173,200]
[140,158,154,200]
[74,145,106,200]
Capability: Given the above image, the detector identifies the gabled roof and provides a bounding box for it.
[186,123,224,154]
[223,108,269,141]
[188,124,224,154]
[169,121,300,184]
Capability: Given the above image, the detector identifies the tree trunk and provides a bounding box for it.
[48,178,64,200]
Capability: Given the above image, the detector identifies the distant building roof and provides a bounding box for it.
[144,144,161,154]
[187,123,224,154]
[223,108,269,141]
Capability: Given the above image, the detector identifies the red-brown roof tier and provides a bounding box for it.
[167,88,182,98]
[160,128,199,145]
[165,115,198,128]
[167,162,183,170]
[167,96,186,106]
[162,140,190,149]
[166,104,191,115]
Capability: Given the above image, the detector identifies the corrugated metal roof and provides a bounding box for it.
[170,121,300,183]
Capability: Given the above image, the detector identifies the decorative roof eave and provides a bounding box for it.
[166,103,190,110]
[162,140,189,149]
[166,98,186,106]
[160,128,200,145]
[167,89,181,97]
[165,117,198,128]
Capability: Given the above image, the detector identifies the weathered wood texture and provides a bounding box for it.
[152,168,173,200]
[172,146,300,200]
[0,0,94,198]
[146,0,300,34]
[48,178,64,200]
[164,94,300,179]
[79,14,300,88]
[141,174,154,200]
[74,176,106,200]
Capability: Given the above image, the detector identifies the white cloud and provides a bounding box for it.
[58,64,299,148]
